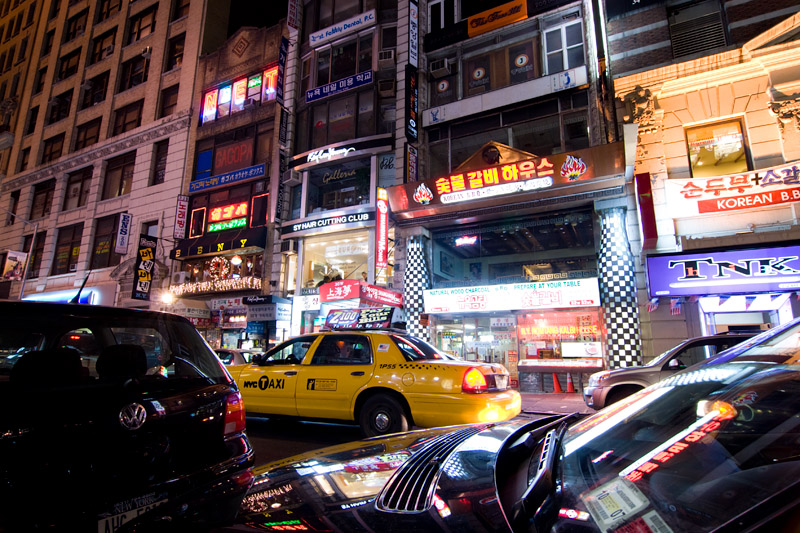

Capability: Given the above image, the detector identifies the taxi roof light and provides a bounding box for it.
[462,367,487,393]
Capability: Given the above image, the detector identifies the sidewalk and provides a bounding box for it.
[520,392,594,415]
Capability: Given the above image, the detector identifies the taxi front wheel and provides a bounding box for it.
[359,394,409,437]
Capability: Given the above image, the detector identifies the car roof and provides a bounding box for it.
[0,299,188,322]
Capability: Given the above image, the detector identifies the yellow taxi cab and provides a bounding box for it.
[227,308,521,437]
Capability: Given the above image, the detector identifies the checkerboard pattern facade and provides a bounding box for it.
[403,235,431,340]
[598,207,642,368]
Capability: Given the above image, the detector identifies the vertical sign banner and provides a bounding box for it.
[132,234,159,301]
[409,1,418,68]
[174,195,189,239]
[115,213,133,255]
[287,0,300,31]
[2,250,27,280]
[277,36,289,106]
[376,187,389,272]
[405,64,418,142]
[405,143,418,183]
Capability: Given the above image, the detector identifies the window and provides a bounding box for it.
[57,48,81,81]
[16,36,26,63]
[33,66,45,93]
[312,335,371,365]
[74,118,102,151]
[171,0,189,21]
[118,55,149,92]
[90,30,116,64]
[429,0,456,32]
[112,100,143,135]
[96,0,121,22]
[4,46,12,70]
[63,167,92,210]
[6,189,19,225]
[41,134,65,164]
[544,21,584,75]
[80,71,109,109]
[165,33,184,71]
[187,180,267,237]
[686,119,749,178]
[102,152,135,199]
[48,0,58,20]
[25,2,35,26]
[24,106,37,135]
[47,90,73,124]
[142,220,158,237]
[159,84,178,117]
[315,34,373,87]
[51,223,83,275]
[316,0,361,29]
[150,140,168,185]
[303,90,374,150]
[669,0,726,58]
[29,179,55,219]
[17,146,29,172]
[41,29,54,56]
[22,231,46,278]
[90,214,123,269]
[307,157,371,214]
[63,9,87,42]
[127,5,157,45]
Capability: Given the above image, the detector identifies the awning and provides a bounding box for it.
[170,227,266,260]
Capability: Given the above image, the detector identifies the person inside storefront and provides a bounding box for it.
[316,274,332,287]
[361,271,368,282]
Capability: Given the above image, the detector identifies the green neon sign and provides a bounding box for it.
[208,217,247,233]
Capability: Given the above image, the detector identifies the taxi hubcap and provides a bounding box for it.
[374,412,390,431]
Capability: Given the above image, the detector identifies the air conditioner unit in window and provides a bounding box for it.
[377,78,396,97]
[283,169,301,185]
[103,44,114,57]
[378,48,395,69]
[429,58,452,79]
[69,264,77,272]
[172,271,190,284]
[280,239,297,255]
[243,98,257,108]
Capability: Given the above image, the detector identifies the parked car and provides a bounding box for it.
[584,332,754,409]
[216,348,263,366]
[0,300,254,531]
[232,317,800,532]
[227,307,520,437]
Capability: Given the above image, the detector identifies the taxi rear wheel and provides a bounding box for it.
[359,394,409,438]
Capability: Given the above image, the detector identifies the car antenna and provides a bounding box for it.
[69,273,90,304]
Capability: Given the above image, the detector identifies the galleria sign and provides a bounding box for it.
[307,146,355,164]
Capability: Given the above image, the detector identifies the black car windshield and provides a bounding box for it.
[390,334,449,361]
[553,363,800,532]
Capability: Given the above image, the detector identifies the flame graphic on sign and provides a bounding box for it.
[413,183,434,204]
[561,155,587,181]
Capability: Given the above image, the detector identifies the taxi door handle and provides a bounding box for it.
[284,371,297,376]
[351,371,365,376]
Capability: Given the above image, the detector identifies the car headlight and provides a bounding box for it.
[588,371,611,386]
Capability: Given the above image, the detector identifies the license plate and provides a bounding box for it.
[98,497,167,533]
[495,375,508,389]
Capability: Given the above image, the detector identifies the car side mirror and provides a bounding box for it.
[668,359,684,369]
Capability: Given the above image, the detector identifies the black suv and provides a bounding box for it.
[0,301,254,531]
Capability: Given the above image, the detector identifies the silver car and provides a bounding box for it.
[584,333,753,409]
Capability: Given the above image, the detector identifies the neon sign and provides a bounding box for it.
[233,78,247,106]
[456,236,478,246]
[208,217,248,233]
[376,188,389,271]
[263,66,278,101]
[202,89,218,123]
[210,202,249,223]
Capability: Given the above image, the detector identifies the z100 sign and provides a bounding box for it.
[647,245,800,297]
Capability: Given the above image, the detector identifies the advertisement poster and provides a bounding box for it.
[2,250,27,280]
[132,234,158,301]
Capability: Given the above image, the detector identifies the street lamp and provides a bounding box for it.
[0,204,38,300]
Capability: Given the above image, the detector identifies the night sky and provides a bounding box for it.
[228,1,288,36]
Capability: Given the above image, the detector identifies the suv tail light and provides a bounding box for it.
[462,367,488,393]
[224,391,246,436]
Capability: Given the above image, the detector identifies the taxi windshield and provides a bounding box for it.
[553,363,800,532]
[390,334,449,361]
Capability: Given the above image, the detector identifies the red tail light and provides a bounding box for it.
[462,367,487,393]
[224,391,246,435]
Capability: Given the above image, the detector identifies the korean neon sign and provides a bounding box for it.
[208,217,248,233]
[209,201,249,223]
[376,187,389,271]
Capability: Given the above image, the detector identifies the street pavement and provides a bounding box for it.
[520,392,594,415]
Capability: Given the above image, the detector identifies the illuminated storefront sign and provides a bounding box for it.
[202,90,218,122]
[282,210,375,236]
[424,278,600,313]
[208,217,247,233]
[455,236,478,246]
[200,65,279,124]
[306,70,373,103]
[132,235,158,301]
[263,65,278,101]
[174,195,189,239]
[307,146,356,164]
[210,201,249,223]
[214,139,254,175]
[663,160,800,215]
[646,245,800,297]
[376,188,389,271]
[189,163,266,193]
[467,0,527,37]
[309,9,376,48]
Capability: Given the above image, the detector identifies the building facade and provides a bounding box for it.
[609,1,800,359]
[0,0,201,308]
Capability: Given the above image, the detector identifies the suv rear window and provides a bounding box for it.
[390,334,449,361]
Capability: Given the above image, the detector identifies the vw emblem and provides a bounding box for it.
[119,403,148,430]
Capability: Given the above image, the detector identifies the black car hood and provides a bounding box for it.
[236,418,544,532]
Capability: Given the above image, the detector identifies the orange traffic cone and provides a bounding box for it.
[566,373,576,393]
[552,373,563,393]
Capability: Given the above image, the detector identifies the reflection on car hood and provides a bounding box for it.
[236,420,532,532]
